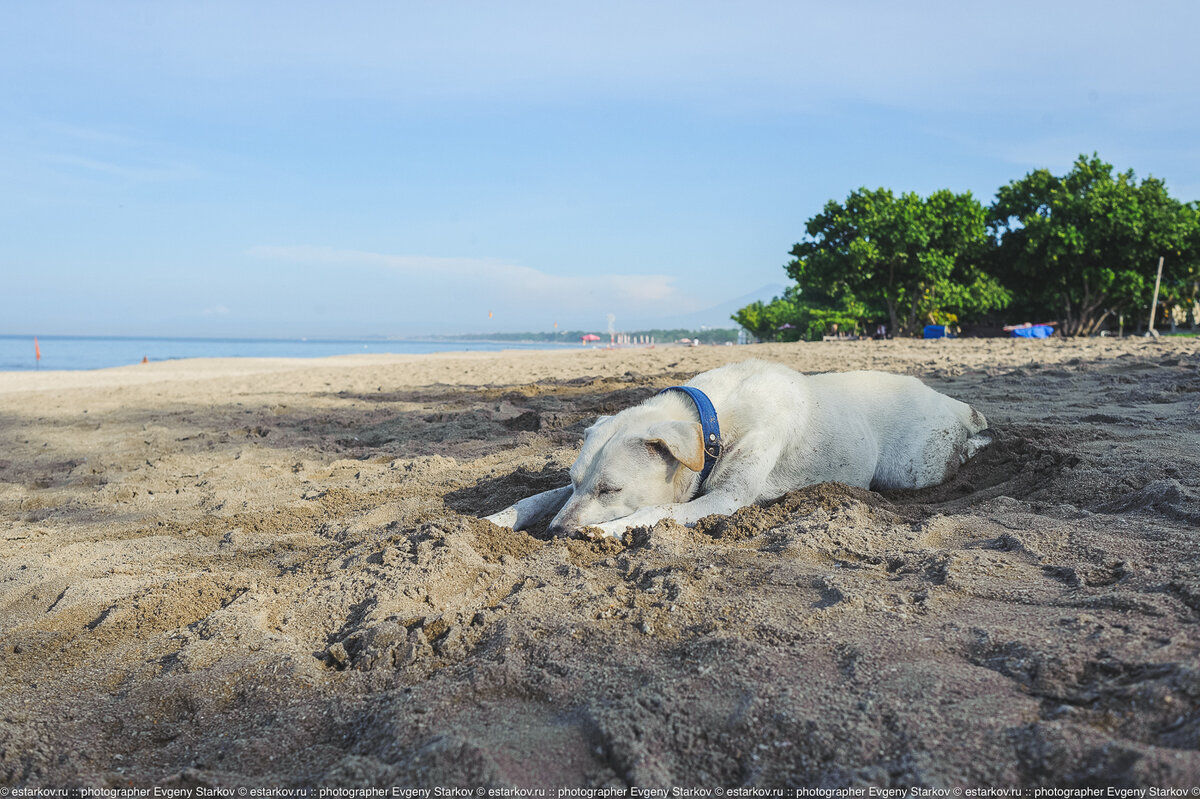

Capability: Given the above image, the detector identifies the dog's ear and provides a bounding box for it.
[644,420,705,473]
[583,415,614,439]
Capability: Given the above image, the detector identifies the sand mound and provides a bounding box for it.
[1,338,1198,788]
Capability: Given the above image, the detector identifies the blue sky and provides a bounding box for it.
[2,1,1198,337]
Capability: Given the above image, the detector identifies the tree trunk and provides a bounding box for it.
[1076,293,1110,337]
[886,260,900,338]
[906,291,921,338]
[1081,308,1113,337]
[1062,297,1079,337]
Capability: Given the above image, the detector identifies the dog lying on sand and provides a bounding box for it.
[486,360,991,539]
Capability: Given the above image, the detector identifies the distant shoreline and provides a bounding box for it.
[0,333,575,344]
[0,334,582,373]
[0,330,743,372]
[0,330,739,344]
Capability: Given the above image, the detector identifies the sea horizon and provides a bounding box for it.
[0,333,581,372]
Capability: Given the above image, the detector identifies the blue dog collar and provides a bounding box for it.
[657,385,722,488]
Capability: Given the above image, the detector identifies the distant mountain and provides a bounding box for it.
[638,283,788,330]
[437,283,790,339]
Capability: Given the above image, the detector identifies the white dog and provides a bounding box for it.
[485,360,990,538]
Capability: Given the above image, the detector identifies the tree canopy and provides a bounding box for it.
[738,154,1198,340]
[785,188,1009,337]
[731,285,867,342]
[988,154,1200,336]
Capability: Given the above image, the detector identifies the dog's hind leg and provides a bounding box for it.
[962,429,993,463]
[485,485,573,531]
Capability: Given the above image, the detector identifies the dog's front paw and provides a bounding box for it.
[584,522,627,540]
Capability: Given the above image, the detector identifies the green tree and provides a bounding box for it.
[988,153,1200,336]
[787,187,1008,337]
[1156,222,1200,331]
[731,292,801,341]
[732,285,869,341]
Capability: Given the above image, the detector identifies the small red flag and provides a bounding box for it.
[34,337,41,362]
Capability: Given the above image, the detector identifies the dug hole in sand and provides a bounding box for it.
[1,338,1198,788]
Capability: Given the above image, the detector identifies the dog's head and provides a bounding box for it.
[547,409,706,535]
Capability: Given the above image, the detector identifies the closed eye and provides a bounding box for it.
[596,484,618,496]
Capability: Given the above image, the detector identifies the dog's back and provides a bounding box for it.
[682,361,988,493]
[807,370,987,490]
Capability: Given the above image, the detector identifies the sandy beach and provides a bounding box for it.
[1,337,1198,789]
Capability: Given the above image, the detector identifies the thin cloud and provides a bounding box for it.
[47,154,205,183]
[247,245,697,314]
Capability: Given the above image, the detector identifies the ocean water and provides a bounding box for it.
[0,335,576,372]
